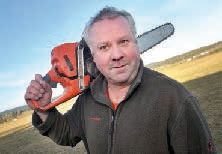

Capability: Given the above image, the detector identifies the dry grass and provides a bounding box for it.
[154,51,222,82]
[0,110,32,137]
[0,98,75,138]
[183,72,222,152]
[0,98,86,153]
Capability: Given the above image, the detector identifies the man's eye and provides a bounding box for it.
[99,45,107,50]
[120,39,129,45]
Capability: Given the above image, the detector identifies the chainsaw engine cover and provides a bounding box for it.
[51,43,79,78]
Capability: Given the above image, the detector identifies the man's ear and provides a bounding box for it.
[85,56,100,79]
[92,53,96,63]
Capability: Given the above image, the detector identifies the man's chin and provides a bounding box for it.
[107,76,131,85]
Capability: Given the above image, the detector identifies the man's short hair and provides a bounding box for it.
[83,6,137,50]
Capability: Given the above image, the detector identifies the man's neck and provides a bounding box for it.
[107,82,130,104]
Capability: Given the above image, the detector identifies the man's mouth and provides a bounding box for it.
[113,64,126,68]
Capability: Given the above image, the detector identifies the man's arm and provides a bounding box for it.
[170,96,216,153]
[32,98,83,147]
[24,74,83,147]
[24,74,52,121]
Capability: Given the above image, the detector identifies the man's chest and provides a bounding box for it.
[82,96,170,153]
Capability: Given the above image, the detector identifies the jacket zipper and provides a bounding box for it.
[109,110,115,154]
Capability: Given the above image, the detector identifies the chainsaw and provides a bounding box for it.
[31,23,175,111]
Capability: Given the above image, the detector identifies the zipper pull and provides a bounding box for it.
[109,115,114,134]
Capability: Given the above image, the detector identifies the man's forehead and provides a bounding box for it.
[91,16,128,27]
[89,16,130,33]
[88,17,132,43]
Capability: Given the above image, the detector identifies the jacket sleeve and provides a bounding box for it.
[170,96,216,153]
[32,96,84,147]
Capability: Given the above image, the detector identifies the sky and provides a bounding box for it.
[0,0,222,112]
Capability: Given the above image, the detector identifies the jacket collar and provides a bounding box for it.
[90,60,144,107]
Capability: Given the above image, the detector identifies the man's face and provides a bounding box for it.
[88,16,140,85]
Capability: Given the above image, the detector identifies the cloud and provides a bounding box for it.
[0,89,27,112]
[0,71,29,87]
[0,69,32,88]
[0,72,15,79]
[140,1,222,65]
[161,0,201,13]
[195,6,222,43]
[0,79,27,87]
[135,15,162,35]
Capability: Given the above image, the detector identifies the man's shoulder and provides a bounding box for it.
[143,67,182,87]
[142,67,191,97]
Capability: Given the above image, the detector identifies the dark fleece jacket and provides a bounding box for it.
[32,61,216,154]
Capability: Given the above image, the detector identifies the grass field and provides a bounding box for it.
[154,51,222,152]
[0,48,221,153]
[0,98,87,153]
[183,72,222,151]
[155,51,222,82]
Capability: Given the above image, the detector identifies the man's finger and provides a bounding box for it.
[30,80,44,92]
[35,74,43,83]
[27,83,44,97]
[35,74,51,90]
[25,91,40,100]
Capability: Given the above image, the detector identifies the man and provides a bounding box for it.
[25,7,215,153]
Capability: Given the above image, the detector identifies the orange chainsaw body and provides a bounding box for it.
[32,43,90,111]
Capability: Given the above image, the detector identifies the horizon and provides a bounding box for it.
[0,0,222,112]
[0,40,221,113]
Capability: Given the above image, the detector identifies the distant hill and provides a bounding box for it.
[147,41,222,69]
[0,105,29,116]
[0,105,30,124]
[0,94,62,115]
[0,95,62,124]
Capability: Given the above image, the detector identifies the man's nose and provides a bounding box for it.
[111,45,124,61]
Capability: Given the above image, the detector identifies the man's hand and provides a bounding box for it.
[24,74,52,122]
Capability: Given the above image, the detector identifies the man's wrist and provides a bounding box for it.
[35,110,49,122]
